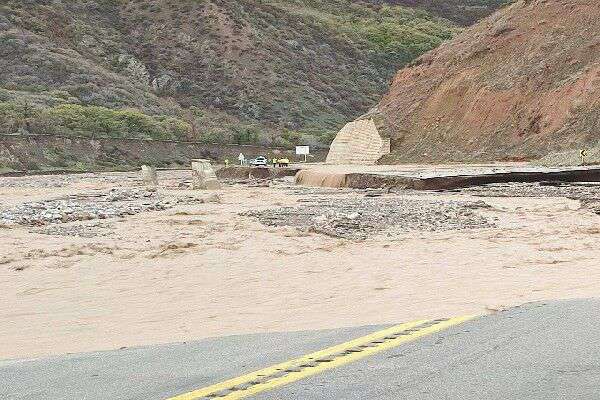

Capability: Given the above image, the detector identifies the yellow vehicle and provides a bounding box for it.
[276,158,290,167]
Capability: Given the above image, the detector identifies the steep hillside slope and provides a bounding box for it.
[0,0,472,146]
[373,0,599,162]
[367,0,512,26]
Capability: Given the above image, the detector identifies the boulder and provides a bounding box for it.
[191,159,221,190]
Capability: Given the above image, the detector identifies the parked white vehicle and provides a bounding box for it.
[249,156,268,167]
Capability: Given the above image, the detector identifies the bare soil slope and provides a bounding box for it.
[375,0,600,163]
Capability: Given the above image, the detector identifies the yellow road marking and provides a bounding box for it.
[166,315,474,400]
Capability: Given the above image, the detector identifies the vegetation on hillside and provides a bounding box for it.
[366,0,513,26]
[0,0,503,147]
[0,102,190,140]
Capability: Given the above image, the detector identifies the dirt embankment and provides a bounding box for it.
[0,134,326,173]
[373,0,600,163]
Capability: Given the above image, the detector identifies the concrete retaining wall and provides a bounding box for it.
[326,119,389,165]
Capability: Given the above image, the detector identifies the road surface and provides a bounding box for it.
[2,299,599,399]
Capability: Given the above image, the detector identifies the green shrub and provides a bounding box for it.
[159,117,191,140]
[46,90,72,101]
[1,0,500,142]
[0,101,37,134]
[36,104,191,140]
[0,88,11,102]
[231,126,260,145]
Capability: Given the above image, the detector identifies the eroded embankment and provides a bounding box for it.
[295,168,600,191]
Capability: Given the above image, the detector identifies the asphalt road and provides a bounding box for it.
[2,299,600,399]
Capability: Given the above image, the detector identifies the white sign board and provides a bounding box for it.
[296,146,310,155]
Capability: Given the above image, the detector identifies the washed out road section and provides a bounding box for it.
[166,317,472,400]
[0,324,394,400]
[255,299,600,400]
[2,300,600,399]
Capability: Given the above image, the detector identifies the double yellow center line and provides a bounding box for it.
[167,315,474,400]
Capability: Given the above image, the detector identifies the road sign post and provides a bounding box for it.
[296,146,310,163]
[580,149,587,165]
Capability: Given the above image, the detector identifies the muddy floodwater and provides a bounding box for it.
[1,169,600,359]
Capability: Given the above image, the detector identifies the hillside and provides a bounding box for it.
[0,0,478,148]
[372,0,599,162]
[366,0,512,26]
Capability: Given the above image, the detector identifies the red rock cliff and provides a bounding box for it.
[375,0,600,162]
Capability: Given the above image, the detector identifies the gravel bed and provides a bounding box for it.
[457,182,600,200]
[0,172,140,189]
[34,222,115,238]
[242,196,493,240]
[0,188,211,227]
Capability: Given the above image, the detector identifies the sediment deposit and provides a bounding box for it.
[2,169,600,359]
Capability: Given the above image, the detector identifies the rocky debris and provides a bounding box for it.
[286,188,349,197]
[0,175,73,188]
[0,188,212,227]
[0,172,141,189]
[459,182,600,200]
[581,200,600,215]
[463,200,493,209]
[221,178,271,187]
[0,197,164,228]
[103,187,157,202]
[35,222,114,238]
[198,193,222,204]
[364,189,389,198]
[218,176,296,188]
[173,180,226,191]
[242,196,493,240]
